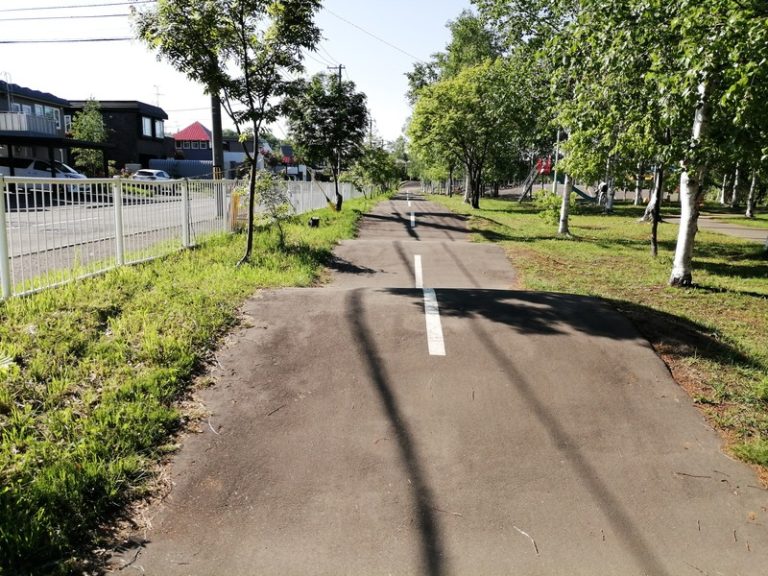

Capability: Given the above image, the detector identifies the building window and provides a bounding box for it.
[11,103,21,113]
[34,104,44,117]
[154,120,165,139]
[175,140,182,149]
[53,108,61,129]
[200,141,208,150]
[64,115,72,133]
[191,141,199,149]
[182,141,190,149]
[142,116,153,137]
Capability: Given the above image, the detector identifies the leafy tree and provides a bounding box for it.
[406,10,502,104]
[409,58,536,208]
[70,98,107,176]
[348,143,400,195]
[134,0,321,265]
[284,72,368,211]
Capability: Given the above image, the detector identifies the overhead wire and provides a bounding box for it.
[0,38,132,43]
[0,13,130,21]
[0,1,154,12]
[323,7,425,63]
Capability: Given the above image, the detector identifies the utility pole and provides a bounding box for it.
[327,64,345,86]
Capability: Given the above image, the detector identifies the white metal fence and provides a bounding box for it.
[1,175,368,300]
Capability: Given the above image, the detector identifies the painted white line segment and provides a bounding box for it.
[411,212,416,227]
[414,254,423,289]
[408,200,412,207]
[423,288,446,356]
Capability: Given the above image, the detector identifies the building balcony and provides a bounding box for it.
[0,112,58,136]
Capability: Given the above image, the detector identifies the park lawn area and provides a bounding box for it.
[431,194,768,477]
[0,193,385,575]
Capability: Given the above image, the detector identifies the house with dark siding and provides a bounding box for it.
[66,100,175,170]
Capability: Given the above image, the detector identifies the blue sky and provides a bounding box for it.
[1,0,474,141]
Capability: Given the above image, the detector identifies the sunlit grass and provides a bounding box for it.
[0,193,385,574]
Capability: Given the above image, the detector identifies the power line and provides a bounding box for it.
[0,1,154,13]
[318,42,339,65]
[0,13,130,22]
[323,7,424,63]
[305,50,334,68]
[0,37,132,44]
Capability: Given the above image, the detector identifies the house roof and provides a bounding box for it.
[174,121,212,142]
[68,100,168,119]
[0,80,70,107]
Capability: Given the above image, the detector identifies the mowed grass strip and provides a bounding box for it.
[0,194,383,574]
[432,194,768,473]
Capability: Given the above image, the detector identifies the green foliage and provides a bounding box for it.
[251,170,294,248]
[0,195,379,573]
[408,57,538,207]
[70,98,107,176]
[534,189,573,224]
[348,144,400,194]
[285,73,368,174]
[284,72,368,209]
[733,440,768,466]
[134,0,322,262]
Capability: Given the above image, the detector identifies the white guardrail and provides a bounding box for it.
[0,175,367,300]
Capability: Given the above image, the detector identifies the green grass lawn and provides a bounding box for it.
[432,193,768,473]
[0,193,385,575]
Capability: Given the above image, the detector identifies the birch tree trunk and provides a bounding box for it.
[634,163,644,205]
[745,170,757,218]
[730,163,741,208]
[718,173,729,205]
[558,173,573,236]
[670,81,709,287]
[650,166,664,256]
[463,172,471,204]
[641,165,662,222]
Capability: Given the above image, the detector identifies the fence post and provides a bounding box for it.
[0,176,12,300]
[181,178,192,248]
[113,178,125,266]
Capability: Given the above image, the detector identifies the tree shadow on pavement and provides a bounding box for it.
[347,289,446,576]
[382,287,762,576]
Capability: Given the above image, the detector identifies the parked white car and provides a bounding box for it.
[132,169,171,181]
[0,157,88,193]
[0,157,86,180]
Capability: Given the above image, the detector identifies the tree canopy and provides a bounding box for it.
[134,0,321,263]
[284,72,368,210]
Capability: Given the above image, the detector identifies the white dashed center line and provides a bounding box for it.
[414,254,446,356]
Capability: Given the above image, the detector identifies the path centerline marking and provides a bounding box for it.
[414,254,424,289]
[411,212,416,227]
[414,254,446,356]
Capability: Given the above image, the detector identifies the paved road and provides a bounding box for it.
[113,187,768,575]
[663,213,767,245]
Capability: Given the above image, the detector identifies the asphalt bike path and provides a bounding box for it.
[114,186,768,575]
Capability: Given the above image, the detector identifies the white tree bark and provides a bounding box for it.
[746,170,757,218]
[634,163,644,205]
[558,173,573,235]
[670,81,709,287]
[718,173,728,205]
[640,166,661,221]
[730,163,741,208]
